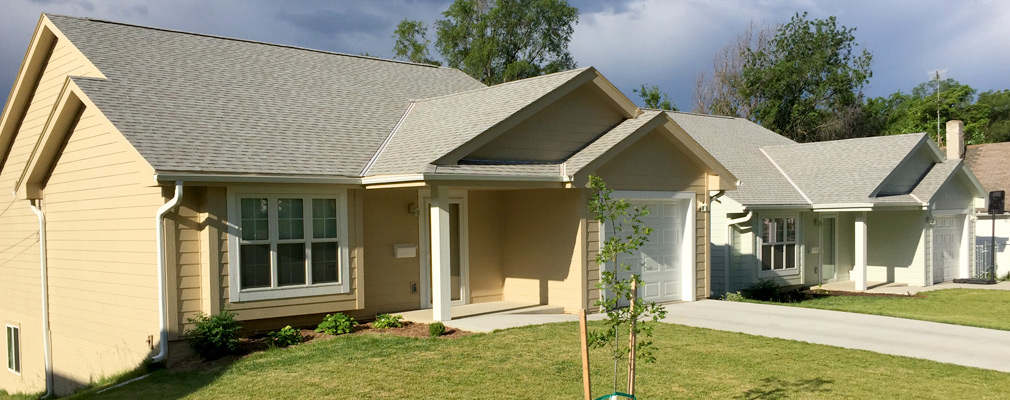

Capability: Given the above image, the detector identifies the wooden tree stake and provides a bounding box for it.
[580,309,592,400]
[627,280,637,396]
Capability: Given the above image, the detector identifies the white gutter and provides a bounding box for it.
[28,201,52,398]
[152,181,183,363]
[725,211,753,295]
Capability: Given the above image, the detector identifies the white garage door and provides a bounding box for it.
[615,199,689,303]
[933,214,965,283]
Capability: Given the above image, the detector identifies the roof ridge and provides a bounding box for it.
[410,67,590,103]
[663,110,739,120]
[44,13,451,70]
[758,147,813,205]
[761,132,928,150]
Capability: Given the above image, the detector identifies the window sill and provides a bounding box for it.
[758,268,800,278]
[230,283,349,303]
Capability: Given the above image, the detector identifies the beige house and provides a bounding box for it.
[0,15,736,395]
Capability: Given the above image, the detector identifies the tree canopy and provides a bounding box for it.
[393,0,579,85]
[740,12,873,142]
[634,84,677,111]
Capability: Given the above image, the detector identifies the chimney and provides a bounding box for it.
[945,120,964,160]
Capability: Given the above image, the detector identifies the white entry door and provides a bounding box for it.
[615,198,689,303]
[932,214,965,283]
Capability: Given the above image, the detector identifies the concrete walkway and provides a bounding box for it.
[399,301,605,333]
[662,300,1010,373]
[819,280,1010,294]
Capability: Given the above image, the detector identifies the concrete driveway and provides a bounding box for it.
[661,300,1010,373]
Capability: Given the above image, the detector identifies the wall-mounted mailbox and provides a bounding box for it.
[394,243,417,258]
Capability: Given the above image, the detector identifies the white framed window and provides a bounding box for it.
[6,324,19,375]
[759,216,799,275]
[227,188,350,302]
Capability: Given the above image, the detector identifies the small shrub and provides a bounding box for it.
[373,314,404,329]
[315,313,357,335]
[722,291,746,302]
[185,310,241,361]
[268,325,304,348]
[743,279,781,301]
[428,322,446,337]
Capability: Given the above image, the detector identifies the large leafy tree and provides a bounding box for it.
[693,22,774,118]
[634,84,677,111]
[392,0,578,85]
[740,13,873,142]
[875,79,988,145]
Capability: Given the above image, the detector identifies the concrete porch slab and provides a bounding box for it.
[398,301,605,333]
[818,280,1010,294]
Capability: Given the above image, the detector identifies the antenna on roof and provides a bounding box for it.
[928,68,947,146]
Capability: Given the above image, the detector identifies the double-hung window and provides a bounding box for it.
[229,190,350,302]
[760,216,798,274]
[6,325,19,375]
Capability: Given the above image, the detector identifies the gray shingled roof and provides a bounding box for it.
[48,15,485,177]
[911,160,964,202]
[668,112,807,206]
[364,68,590,176]
[761,133,928,205]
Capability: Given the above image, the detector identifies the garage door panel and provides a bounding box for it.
[932,214,965,283]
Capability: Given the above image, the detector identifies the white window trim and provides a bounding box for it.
[227,187,351,302]
[6,324,19,375]
[758,214,801,278]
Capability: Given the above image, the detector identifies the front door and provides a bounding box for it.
[820,216,836,283]
[932,214,964,283]
[421,199,467,307]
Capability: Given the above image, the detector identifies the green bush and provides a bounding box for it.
[373,314,404,329]
[185,310,242,361]
[315,313,357,335]
[721,291,746,302]
[428,322,446,337]
[743,279,781,301]
[268,325,304,348]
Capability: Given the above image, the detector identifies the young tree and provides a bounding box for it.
[392,19,440,65]
[740,13,873,142]
[392,0,579,85]
[634,84,677,111]
[587,175,667,395]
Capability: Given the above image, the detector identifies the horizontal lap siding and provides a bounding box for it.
[170,189,204,335]
[43,104,162,395]
[586,220,600,310]
[0,34,102,395]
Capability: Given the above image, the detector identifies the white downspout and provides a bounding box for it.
[28,201,53,398]
[152,181,183,363]
[725,211,753,295]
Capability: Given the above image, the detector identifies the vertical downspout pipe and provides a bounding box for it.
[29,201,52,398]
[725,211,753,295]
[151,181,183,363]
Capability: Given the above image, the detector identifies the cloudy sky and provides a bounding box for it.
[1,0,1008,110]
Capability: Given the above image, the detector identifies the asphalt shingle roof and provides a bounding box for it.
[668,112,806,206]
[564,110,663,175]
[364,68,590,176]
[48,15,485,177]
[761,133,928,205]
[964,142,1010,193]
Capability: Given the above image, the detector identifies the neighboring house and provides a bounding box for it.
[673,114,985,296]
[963,140,1010,279]
[0,15,737,395]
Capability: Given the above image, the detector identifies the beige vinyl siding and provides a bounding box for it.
[595,128,711,299]
[42,104,162,395]
[465,84,625,162]
[500,189,585,312]
[586,219,601,310]
[0,30,102,395]
[219,188,364,321]
[467,190,505,304]
[167,188,205,336]
[359,188,423,315]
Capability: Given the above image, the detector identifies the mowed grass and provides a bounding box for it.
[758,289,1010,331]
[47,321,1010,400]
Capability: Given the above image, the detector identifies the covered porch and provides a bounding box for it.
[398,301,596,333]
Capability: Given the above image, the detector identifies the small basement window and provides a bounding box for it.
[228,189,350,302]
[6,325,19,374]
[760,216,798,274]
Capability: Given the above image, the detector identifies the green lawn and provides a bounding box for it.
[29,321,1007,399]
[756,289,1010,331]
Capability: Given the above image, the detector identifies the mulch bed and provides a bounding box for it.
[802,289,925,298]
[171,321,471,371]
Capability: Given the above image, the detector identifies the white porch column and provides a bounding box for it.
[429,184,452,322]
[854,212,868,291]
